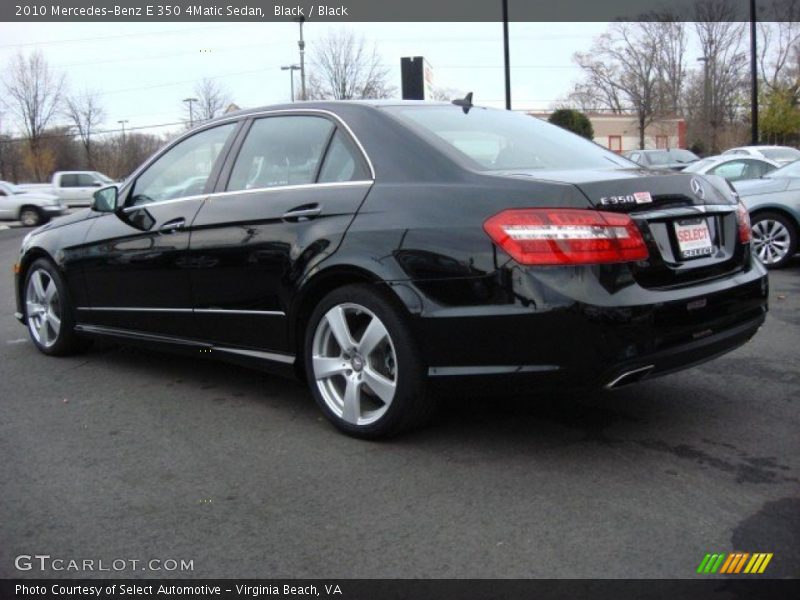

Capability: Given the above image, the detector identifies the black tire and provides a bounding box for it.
[750,211,797,269]
[23,258,91,356]
[304,283,435,439]
[19,206,44,227]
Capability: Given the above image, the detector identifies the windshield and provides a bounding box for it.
[93,172,115,184]
[384,106,632,171]
[760,148,800,161]
[766,159,800,178]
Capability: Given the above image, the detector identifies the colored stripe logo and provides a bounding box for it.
[697,552,773,574]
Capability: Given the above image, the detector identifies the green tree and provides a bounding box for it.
[760,87,800,144]
[548,109,595,140]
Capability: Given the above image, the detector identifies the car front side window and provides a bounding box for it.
[128,123,236,207]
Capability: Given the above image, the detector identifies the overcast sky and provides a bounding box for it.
[0,21,713,138]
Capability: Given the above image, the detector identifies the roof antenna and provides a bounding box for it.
[452,92,473,114]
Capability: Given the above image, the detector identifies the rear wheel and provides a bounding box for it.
[751,211,797,269]
[19,206,43,227]
[24,259,90,355]
[304,284,433,439]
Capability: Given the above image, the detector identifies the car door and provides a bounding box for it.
[188,112,373,353]
[57,174,83,205]
[77,121,240,338]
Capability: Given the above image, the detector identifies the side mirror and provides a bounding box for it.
[91,186,118,213]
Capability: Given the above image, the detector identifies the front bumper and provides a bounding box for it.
[42,205,67,215]
[410,259,769,391]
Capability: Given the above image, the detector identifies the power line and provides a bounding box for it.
[0,120,186,144]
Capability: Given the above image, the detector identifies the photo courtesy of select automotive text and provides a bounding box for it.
[0,0,798,598]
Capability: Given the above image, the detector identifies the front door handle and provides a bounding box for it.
[159,218,185,234]
[282,204,321,222]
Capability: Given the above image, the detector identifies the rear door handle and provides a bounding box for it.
[282,204,321,221]
[159,218,185,234]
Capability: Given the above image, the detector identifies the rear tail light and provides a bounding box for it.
[483,208,649,265]
[736,201,752,243]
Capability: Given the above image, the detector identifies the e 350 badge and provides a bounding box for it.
[599,191,653,206]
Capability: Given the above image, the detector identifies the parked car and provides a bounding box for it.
[13,101,767,438]
[682,155,779,182]
[622,148,700,171]
[18,171,118,207]
[733,159,800,268]
[0,181,66,226]
[722,145,800,166]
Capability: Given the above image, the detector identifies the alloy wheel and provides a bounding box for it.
[752,218,791,265]
[26,269,62,348]
[20,209,40,227]
[311,303,398,426]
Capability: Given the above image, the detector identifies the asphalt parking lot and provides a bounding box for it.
[0,225,798,580]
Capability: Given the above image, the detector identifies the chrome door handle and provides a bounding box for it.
[282,205,321,221]
[159,218,185,233]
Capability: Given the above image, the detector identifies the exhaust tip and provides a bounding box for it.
[605,365,655,390]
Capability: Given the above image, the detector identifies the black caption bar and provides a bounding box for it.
[3,579,800,600]
[1,0,794,22]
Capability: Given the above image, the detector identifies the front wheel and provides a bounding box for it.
[304,284,433,439]
[751,211,797,269]
[19,206,43,227]
[24,259,90,356]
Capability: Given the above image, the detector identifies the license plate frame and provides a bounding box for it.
[674,218,714,259]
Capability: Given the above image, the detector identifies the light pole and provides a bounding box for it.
[183,97,199,127]
[281,65,301,102]
[749,0,759,144]
[697,55,710,154]
[117,119,129,142]
[295,17,306,101]
[502,0,511,110]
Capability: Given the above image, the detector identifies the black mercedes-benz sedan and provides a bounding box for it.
[13,101,768,438]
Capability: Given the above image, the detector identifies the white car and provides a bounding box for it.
[682,155,780,183]
[721,145,800,166]
[0,181,67,226]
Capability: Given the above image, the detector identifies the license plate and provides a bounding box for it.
[674,219,713,259]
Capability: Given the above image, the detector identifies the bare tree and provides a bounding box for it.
[429,87,464,102]
[2,50,65,181]
[307,29,394,100]
[574,22,663,149]
[645,17,688,115]
[758,1,800,100]
[189,78,231,123]
[694,0,748,153]
[64,90,104,168]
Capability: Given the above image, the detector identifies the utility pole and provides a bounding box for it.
[183,97,199,127]
[281,65,301,102]
[749,0,759,144]
[117,119,129,142]
[698,54,710,154]
[502,0,511,110]
[295,17,306,101]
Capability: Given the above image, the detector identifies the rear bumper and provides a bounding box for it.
[410,259,768,392]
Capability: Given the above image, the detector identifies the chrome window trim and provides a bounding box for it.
[121,178,373,214]
[77,307,286,316]
[119,108,376,208]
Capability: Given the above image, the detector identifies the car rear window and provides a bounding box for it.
[384,106,631,171]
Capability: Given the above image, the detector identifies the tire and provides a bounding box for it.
[19,206,43,227]
[751,211,797,269]
[304,283,434,439]
[23,258,91,356]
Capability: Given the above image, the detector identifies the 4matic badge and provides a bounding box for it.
[599,191,653,206]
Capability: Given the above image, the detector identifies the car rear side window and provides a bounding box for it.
[317,130,370,183]
[227,116,334,191]
[60,174,79,187]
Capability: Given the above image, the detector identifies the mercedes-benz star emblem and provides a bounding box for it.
[691,177,706,199]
